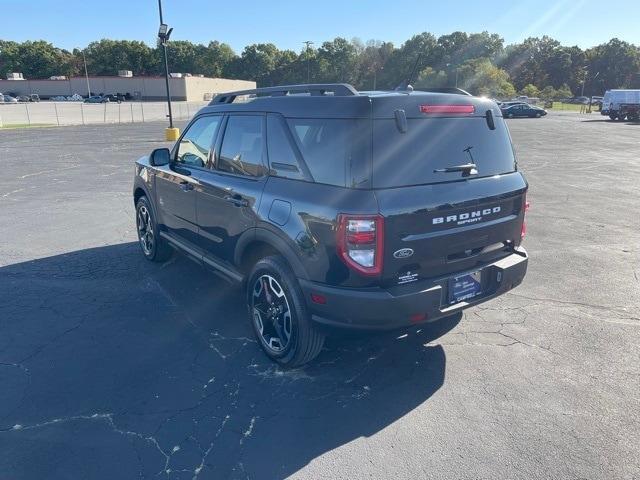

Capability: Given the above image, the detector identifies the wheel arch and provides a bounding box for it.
[235,228,309,280]
[133,181,159,221]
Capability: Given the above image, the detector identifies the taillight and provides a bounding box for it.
[336,214,384,276]
[419,104,475,115]
[521,195,530,240]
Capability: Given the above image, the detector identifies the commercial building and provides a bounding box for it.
[0,75,256,101]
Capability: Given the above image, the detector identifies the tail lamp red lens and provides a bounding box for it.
[420,104,475,115]
[336,214,384,276]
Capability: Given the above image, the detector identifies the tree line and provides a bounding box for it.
[1,32,639,98]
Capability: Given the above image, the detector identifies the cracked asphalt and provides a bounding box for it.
[1,113,639,479]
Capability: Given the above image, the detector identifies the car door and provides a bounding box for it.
[195,114,268,261]
[154,114,222,246]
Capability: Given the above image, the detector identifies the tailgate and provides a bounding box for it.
[376,173,527,286]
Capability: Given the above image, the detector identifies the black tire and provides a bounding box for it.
[135,196,172,262]
[507,113,514,118]
[247,255,325,367]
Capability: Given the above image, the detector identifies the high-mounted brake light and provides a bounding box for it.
[419,104,475,115]
[336,214,384,276]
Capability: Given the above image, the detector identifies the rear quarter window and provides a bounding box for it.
[372,117,516,188]
[287,118,370,188]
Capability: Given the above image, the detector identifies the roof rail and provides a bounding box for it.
[211,83,358,104]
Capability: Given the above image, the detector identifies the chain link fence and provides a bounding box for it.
[0,101,208,127]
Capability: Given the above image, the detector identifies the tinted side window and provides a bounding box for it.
[287,118,369,188]
[176,116,221,167]
[267,115,306,181]
[218,115,266,177]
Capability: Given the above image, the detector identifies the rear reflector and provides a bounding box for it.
[420,104,475,115]
[521,195,530,240]
[410,313,427,323]
[311,294,326,304]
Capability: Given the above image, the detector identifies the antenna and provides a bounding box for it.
[395,53,422,92]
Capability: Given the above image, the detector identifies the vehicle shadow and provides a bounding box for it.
[581,119,640,124]
[0,242,460,479]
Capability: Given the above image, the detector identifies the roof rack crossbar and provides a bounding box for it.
[211,83,358,104]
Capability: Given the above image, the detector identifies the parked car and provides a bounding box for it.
[3,95,18,103]
[501,103,547,118]
[102,93,126,103]
[133,83,529,366]
[29,94,40,102]
[500,101,527,108]
[84,95,110,103]
[17,95,31,102]
[601,89,640,120]
[0,93,4,103]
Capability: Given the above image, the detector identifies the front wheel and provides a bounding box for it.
[135,197,172,262]
[247,256,325,367]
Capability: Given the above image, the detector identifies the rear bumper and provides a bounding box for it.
[300,247,528,330]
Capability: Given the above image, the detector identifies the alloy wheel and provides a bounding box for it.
[136,205,154,256]
[251,274,293,353]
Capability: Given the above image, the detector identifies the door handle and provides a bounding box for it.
[224,194,249,207]
[179,181,194,192]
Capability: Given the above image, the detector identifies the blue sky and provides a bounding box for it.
[2,0,639,52]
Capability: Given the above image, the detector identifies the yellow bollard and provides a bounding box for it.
[165,127,180,141]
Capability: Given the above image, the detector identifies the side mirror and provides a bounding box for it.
[150,148,171,166]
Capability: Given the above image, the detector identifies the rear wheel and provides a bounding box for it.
[535,112,541,118]
[507,113,514,118]
[247,256,325,367]
[135,197,172,262]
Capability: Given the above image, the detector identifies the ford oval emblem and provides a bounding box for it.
[393,248,414,259]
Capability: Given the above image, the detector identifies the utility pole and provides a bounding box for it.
[157,0,177,139]
[82,50,91,97]
[303,41,314,84]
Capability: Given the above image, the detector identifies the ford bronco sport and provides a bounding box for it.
[133,83,529,367]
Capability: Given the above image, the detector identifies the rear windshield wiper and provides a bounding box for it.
[433,163,478,175]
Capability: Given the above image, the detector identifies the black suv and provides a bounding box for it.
[133,83,529,366]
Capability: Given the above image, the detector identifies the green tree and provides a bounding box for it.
[230,43,280,85]
[585,38,640,95]
[85,39,154,75]
[316,37,360,84]
[0,40,76,79]
[458,59,515,98]
[377,32,439,89]
[194,41,235,78]
[555,83,573,99]
[540,85,557,99]
[520,84,540,97]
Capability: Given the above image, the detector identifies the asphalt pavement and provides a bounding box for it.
[0,112,638,479]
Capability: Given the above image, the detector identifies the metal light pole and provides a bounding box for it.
[82,50,91,97]
[157,0,177,139]
[303,41,314,84]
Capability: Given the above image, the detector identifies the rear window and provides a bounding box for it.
[372,117,516,188]
[287,118,370,188]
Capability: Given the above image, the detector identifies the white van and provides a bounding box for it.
[601,89,640,118]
